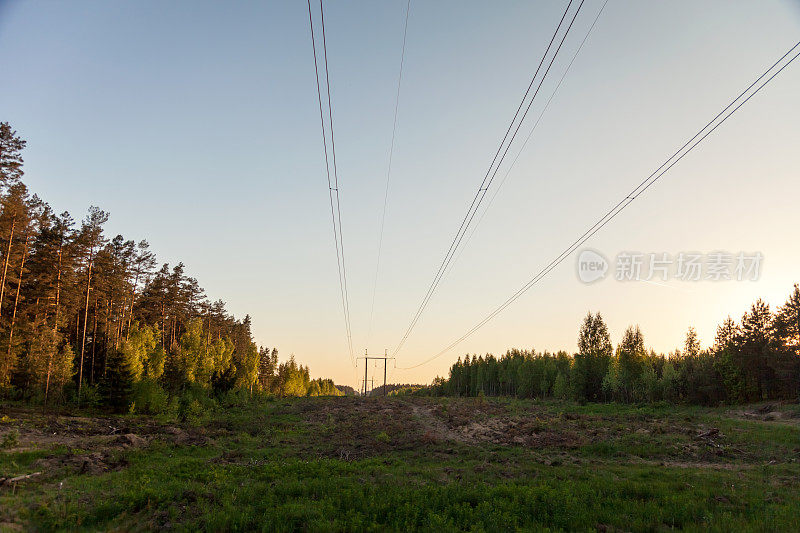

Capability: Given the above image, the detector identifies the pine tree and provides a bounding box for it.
[574,312,613,401]
[772,285,800,398]
[0,123,26,188]
[712,318,746,402]
[684,327,701,358]
[0,182,33,385]
[737,299,776,400]
[75,206,109,397]
[99,348,134,413]
[615,326,647,402]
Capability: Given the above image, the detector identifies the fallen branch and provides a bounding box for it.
[0,471,42,486]
[695,428,720,440]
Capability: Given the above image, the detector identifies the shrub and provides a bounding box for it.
[99,350,134,413]
[553,372,569,400]
[1,429,19,448]
[177,383,216,423]
[218,387,251,408]
[72,384,102,409]
[131,379,170,415]
[178,398,204,424]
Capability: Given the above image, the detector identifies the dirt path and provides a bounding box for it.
[408,403,463,443]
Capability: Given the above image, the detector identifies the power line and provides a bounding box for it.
[320,0,356,364]
[446,0,609,279]
[307,0,355,366]
[398,40,800,370]
[392,0,585,358]
[368,0,412,345]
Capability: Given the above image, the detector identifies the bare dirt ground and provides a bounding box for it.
[2,397,798,486]
[729,403,800,426]
[0,406,209,483]
[1,397,799,531]
[285,397,800,468]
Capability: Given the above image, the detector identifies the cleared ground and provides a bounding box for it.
[1,397,799,531]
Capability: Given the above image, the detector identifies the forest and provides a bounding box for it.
[0,122,341,414]
[424,290,800,404]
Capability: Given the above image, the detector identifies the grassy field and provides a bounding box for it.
[1,397,799,532]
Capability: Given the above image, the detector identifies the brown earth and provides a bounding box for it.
[0,407,211,487]
[3,397,798,486]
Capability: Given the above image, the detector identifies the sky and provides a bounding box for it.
[1,0,799,389]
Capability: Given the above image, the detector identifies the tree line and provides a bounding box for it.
[0,122,341,412]
[427,286,799,405]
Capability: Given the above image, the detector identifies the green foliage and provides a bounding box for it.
[552,372,568,399]
[641,361,662,402]
[0,122,343,415]
[99,350,134,413]
[119,322,159,381]
[177,383,216,423]
[1,429,19,448]
[211,365,237,397]
[3,398,799,531]
[178,397,204,424]
[233,340,259,391]
[72,383,101,409]
[218,387,252,408]
[573,311,613,401]
[433,285,800,406]
[209,338,234,380]
[614,325,647,402]
[713,347,747,403]
[276,356,310,397]
[131,378,170,415]
[660,360,680,402]
[440,349,572,398]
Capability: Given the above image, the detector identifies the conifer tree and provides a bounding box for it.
[0,123,26,188]
[99,348,133,413]
[573,312,613,401]
[613,326,647,402]
[75,206,109,397]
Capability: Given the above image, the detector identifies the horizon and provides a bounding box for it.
[2,0,800,388]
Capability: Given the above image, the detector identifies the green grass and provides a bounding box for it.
[1,398,799,531]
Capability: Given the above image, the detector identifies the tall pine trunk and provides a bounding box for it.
[78,247,93,398]
[125,270,141,340]
[0,215,16,384]
[0,216,16,316]
[52,241,63,332]
[91,297,98,384]
[6,231,30,367]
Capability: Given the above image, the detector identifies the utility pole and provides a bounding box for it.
[358,349,394,398]
[361,378,374,396]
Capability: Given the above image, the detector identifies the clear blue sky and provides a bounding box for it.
[2,0,799,388]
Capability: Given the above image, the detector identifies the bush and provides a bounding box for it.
[211,366,237,397]
[131,379,170,415]
[553,372,569,400]
[177,383,216,423]
[218,387,251,408]
[0,385,22,401]
[99,350,134,413]
[72,384,102,409]
[178,398,204,424]
[1,429,19,448]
